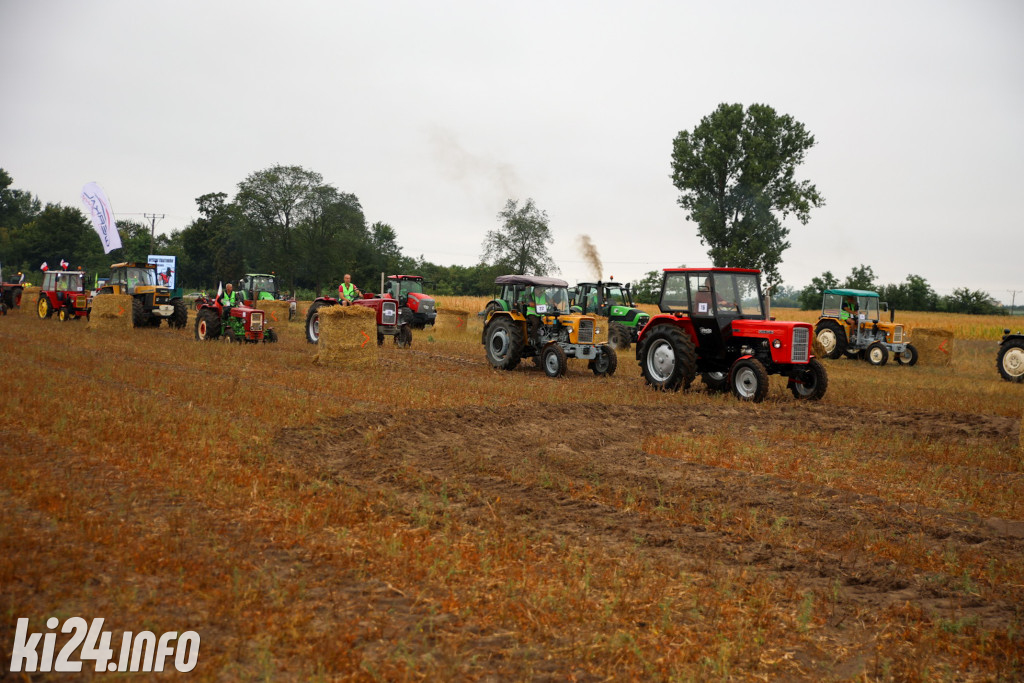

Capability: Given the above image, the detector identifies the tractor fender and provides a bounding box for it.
[634,316,698,360]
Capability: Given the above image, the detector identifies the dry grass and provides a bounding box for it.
[1,306,1022,680]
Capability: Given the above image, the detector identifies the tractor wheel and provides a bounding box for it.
[896,343,918,366]
[701,370,729,393]
[264,328,278,343]
[12,289,22,308]
[541,344,568,378]
[864,342,889,366]
[788,358,828,400]
[37,296,52,319]
[131,298,147,327]
[730,358,770,402]
[395,324,413,348]
[997,339,1024,382]
[170,299,188,329]
[608,322,631,350]
[305,301,331,344]
[194,309,221,341]
[588,344,618,376]
[814,320,847,360]
[484,317,523,370]
[0,302,6,315]
[377,332,385,346]
[843,347,861,360]
[57,307,72,322]
[638,325,696,391]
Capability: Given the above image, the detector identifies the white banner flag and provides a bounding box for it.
[81,182,122,253]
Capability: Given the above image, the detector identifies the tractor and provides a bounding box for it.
[36,270,92,322]
[635,268,827,402]
[239,272,295,321]
[997,330,1024,383]
[305,291,409,347]
[570,280,650,350]
[382,274,436,329]
[0,267,25,313]
[193,293,277,343]
[813,288,917,366]
[98,262,188,328]
[481,274,616,378]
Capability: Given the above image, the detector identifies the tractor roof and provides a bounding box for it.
[48,270,85,276]
[245,273,276,278]
[663,267,760,275]
[387,274,423,280]
[824,288,879,298]
[110,262,156,269]
[576,281,625,287]
[495,275,569,287]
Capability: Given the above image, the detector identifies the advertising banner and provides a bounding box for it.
[81,182,123,253]
[148,255,176,290]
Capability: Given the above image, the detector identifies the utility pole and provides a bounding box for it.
[1009,289,1021,316]
[144,213,165,255]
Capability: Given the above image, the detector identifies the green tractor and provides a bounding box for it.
[570,281,650,350]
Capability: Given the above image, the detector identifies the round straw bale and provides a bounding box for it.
[88,294,134,333]
[313,304,378,367]
[912,327,954,367]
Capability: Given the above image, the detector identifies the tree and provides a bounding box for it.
[671,103,824,287]
[843,264,877,291]
[942,288,1000,315]
[481,198,558,275]
[798,270,839,310]
[632,270,664,304]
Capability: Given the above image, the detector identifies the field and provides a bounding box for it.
[2,299,1023,680]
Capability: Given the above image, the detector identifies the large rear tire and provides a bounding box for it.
[38,296,52,319]
[896,343,918,366]
[194,308,221,341]
[608,322,631,350]
[730,358,770,402]
[814,320,847,360]
[131,298,147,327]
[541,344,567,378]
[305,301,331,344]
[484,317,524,370]
[637,325,696,391]
[171,299,188,329]
[788,358,828,400]
[997,339,1024,382]
[588,344,618,376]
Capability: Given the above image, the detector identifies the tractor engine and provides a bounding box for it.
[535,322,570,346]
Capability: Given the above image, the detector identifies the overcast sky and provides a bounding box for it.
[2,0,1021,301]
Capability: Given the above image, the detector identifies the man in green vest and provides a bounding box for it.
[220,283,238,318]
[338,273,361,305]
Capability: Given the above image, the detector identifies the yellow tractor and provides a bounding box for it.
[98,262,188,328]
[814,288,917,366]
[481,275,616,377]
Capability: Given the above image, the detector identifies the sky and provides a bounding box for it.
[2,0,1022,302]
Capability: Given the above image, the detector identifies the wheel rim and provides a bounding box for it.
[646,339,675,382]
[1003,348,1024,377]
[489,327,510,359]
[198,320,207,338]
[37,299,46,318]
[594,352,609,373]
[869,347,884,364]
[817,329,837,354]
[309,314,319,340]
[707,371,726,382]
[733,366,759,398]
[544,350,560,374]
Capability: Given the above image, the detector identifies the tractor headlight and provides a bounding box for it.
[772,339,782,349]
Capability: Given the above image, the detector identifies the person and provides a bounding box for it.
[220,282,239,318]
[338,273,361,305]
[840,297,856,323]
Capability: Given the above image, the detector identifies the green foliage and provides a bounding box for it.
[632,270,663,304]
[842,264,877,291]
[798,271,839,310]
[671,103,824,287]
[481,198,558,276]
[879,274,938,312]
[941,287,1000,315]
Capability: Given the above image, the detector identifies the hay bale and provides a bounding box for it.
[254,299,292,325]
[313,304,377,367]
[89,294,134,333]
[913,327,954,367]
[295,300,315,320]
[19,286,39,310]
[434,309,470,335]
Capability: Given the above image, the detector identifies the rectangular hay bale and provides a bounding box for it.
[912,328,954,367]
[313,304,378,367]
[254,299,292,326]
[88,294,134,332]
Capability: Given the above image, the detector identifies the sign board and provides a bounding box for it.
[148,255,176,289]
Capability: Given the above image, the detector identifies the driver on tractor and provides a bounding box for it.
[219,283,238,318]
[338,273,361,305]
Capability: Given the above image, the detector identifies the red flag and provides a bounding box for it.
[60,259,69,269]
[40,262,48,271]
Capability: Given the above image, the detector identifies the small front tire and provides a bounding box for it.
[788,358,828,400]
[864,342,889,366]
[588,344,618,376]
[895,343,918,366]
[541,344,568,378]
[730,358,769,402]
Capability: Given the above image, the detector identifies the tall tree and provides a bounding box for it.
[797,270,839,310]
[671,103,824,286]
[843,264,877,291]
[481,198,558,275]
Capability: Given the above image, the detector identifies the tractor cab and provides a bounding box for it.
[659,269,765,360]
[382,275,436,328]
[99,262,187,328]
[37,270,91,321]
[240,273,281,304]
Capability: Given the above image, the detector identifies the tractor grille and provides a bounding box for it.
[250,312,263,331]
[382,301,397,326]
[893,325,904,343]
[791,327,810,362]
[578,319,595,344]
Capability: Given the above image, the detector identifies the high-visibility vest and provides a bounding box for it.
[341,282,357,300]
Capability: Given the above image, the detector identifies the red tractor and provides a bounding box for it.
[305,291,409,346]
[635,268,827,402]
[36,270,92,322]
[193,293,277,343]
[1,269,25,314]
[382,275,436,329]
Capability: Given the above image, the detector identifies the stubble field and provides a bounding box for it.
[1,300,1023,681]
